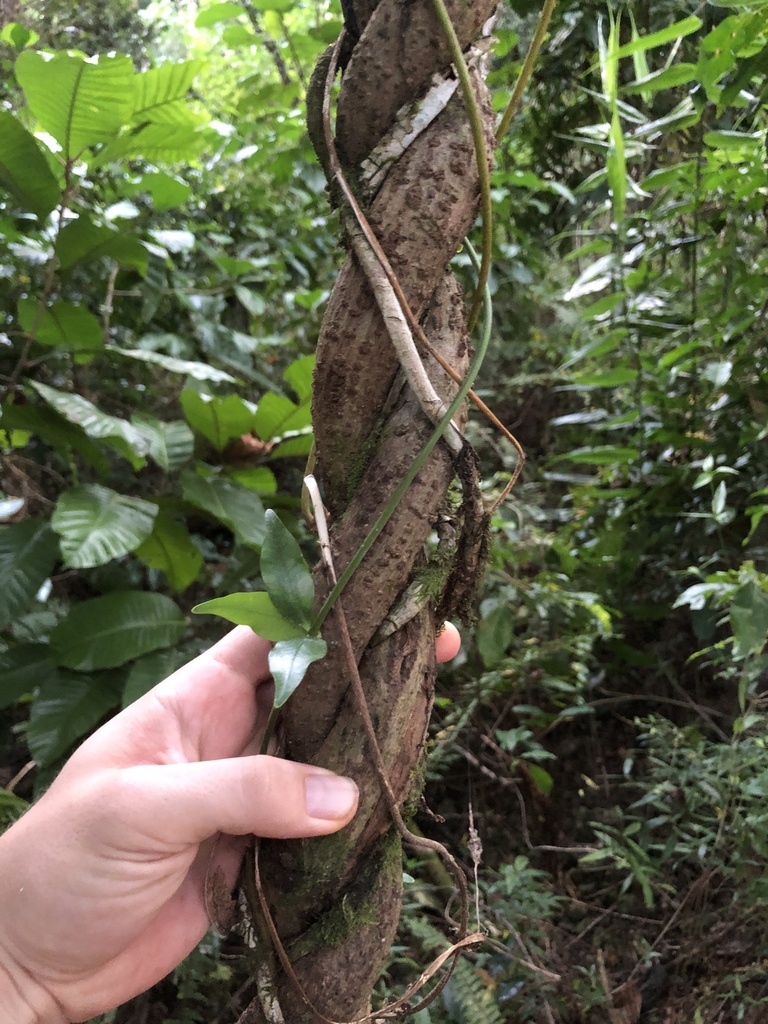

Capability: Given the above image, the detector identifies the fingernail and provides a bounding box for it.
[305,774,358,820]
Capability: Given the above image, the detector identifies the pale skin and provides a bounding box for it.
[0,622,461,1024]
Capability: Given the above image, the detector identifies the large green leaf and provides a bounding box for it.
[135,512,203,591]
[193,592,305,641]
[253,391,311,440]
[26,669,123,766]
[260,510,314,629]
[181,470,266,547]
[269,636,327,708]
[731,582,768,659]
[17,298,103,353]
[109,346,237,383]
[195,2,246,27]
[15,51,134,158]
[30,381,149,468]
[132,60,206,126]
[0,399,109,475]
[55,217,147,272]
[92,124,209,167]
[0,521,59,630]
[0,644,55,711]
[180,390,257,449]
[52,485,157,569]
[132,414,195,471]
[0,110,60,219]
[50,592,186,671]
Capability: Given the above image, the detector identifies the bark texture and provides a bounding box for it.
[252,3,497,1020]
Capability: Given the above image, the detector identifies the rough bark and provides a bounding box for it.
[250,3,497,1021]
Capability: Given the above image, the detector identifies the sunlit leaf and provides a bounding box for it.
[15,51,134,158]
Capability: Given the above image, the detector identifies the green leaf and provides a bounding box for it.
[527,764,554,797]
[269,636,327,708]
[55,217,147,272]
[572,368,638,387]
[283,354,315,403]
[181,470,266,547]
[30,381,149,467]
[52,485,157,569]
[131,60,205,125]
[0,644,55,710]
[180,390,257,449]
[0,399,109,474]
[252,0,294,11]
[17,298,103,353]
[253,392,311,440]
[193,592,305,641]
[1,22,39,48]
[555,446,639,465]
[607,109,626,223]
[0,111,60,219]
[130,171,191,211]
[260,510,314,629]
[110,346,237,383]
[15,51,134,158]
[612,17,702,60]
[50,592,186,671]
[122,647,187,708]
[27,669,123,766]
[195,2,246,27]
[228,466,277,493]
[0,521,59,630]
[131,414,194,471]
[623,63,697,95]
[731,582,768,659]
[135,512,203,591]
[92,124,209,167]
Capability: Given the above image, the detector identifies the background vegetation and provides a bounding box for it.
[1,0,767,1020]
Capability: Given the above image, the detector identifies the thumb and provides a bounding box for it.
[115,757,359,846]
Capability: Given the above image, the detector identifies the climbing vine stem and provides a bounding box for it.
[310,239,492,635]
[495,0,559,143]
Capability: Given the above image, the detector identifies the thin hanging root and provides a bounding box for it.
[321,33,525,507]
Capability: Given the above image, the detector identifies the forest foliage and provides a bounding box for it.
[1,0,768,1020]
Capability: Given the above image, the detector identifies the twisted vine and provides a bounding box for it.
[242,2,499,1021]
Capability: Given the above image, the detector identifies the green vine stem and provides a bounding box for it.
[495,0,559,143]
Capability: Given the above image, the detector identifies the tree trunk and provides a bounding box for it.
[252,3,497,1020]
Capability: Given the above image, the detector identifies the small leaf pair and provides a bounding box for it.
[193,510,326,709]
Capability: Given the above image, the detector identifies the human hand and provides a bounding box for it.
[0,622,460,1023]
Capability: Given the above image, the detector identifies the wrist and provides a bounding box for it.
[0,953,66,1024]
